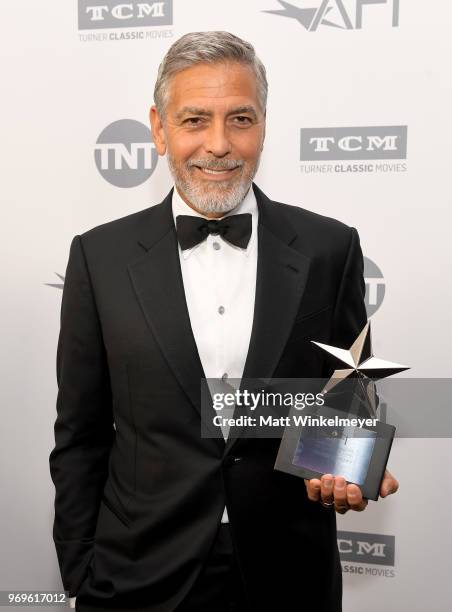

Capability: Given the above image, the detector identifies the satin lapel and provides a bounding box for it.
[127,189,224,453]
[223,184,311,455]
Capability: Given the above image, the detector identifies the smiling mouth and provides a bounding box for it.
[195,166,240,177]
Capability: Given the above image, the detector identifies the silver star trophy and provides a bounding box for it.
[312,321,409,417]
[274,321,409,500]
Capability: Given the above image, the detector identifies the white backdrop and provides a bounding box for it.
[1,1,451,610]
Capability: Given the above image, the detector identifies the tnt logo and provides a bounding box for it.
[94,119,158,188]
[364,257,385,317]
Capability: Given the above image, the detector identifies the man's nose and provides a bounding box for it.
[203,120,232,157]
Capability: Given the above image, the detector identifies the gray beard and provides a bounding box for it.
[167,153,260,215]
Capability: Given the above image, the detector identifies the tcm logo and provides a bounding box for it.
[337,530,395,566]
[78,1,173,30]
[300,126,407,161]
[264,0,399,30]
[364,257,385,317]
[94,119,158,188]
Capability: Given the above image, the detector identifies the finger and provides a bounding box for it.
[333,476,349,512]
[347,484,368,511]
[304,478,321,502]
[380,469,399,498]
[320,474,335,505]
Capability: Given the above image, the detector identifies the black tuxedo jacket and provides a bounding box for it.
[49,183,367,611]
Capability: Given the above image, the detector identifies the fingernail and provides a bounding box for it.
[324,479,333,487]
[336,478,346,489]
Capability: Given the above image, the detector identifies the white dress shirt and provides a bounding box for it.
[172,185,258,523]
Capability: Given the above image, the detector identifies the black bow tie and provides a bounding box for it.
[176,213,252,251]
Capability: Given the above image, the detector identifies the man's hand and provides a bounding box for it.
[304,469,399,514]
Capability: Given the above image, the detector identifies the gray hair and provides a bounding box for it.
[154,31,268,117]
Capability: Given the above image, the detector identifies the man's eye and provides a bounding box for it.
[184,117,202,126]
[232,116,252,125]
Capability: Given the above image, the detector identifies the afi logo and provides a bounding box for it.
[264,0,400,30]
[337,530,395,565]
[94,119,158,188]
[79,1,173,30]
[45,273,65,290]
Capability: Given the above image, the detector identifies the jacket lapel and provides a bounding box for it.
[223,185,311,454]
[127,189,224,453]
[127,185,311,457]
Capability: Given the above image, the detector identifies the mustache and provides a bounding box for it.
[187,159,245,171]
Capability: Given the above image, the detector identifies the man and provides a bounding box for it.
[49,31,398,612]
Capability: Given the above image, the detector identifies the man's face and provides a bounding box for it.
[150,61,266,216]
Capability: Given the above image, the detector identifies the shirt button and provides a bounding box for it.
[221,372,228,382]
[213,241,221,250]
[218,305,225,315]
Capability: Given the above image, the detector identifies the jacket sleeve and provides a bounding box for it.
[330,226,368,350]
[49,234,115,597]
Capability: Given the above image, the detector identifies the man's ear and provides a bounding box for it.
[149,105,167,156]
